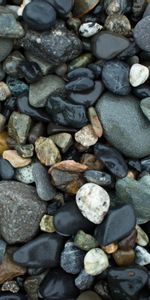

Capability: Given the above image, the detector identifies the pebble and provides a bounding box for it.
[118,229,137,250]
[88,107,103,138]
[113,249,135,266]
[84,248,109,276]
[0,181,46,244]
[104,14,131,36]
[102,60,131,95]
[3,51,24,77]
[73,0,99,17]
[24,276,41,300]
[25,49,54,76]
[0,239,6,263]
[66,77,94,92]
[0,131,9,154]
[140,97,150,121]
[135,245,150,266]
[49,159,88,173]
[83,170,112,186]
[47,122,76,135]
[0,114,6,132]
[35,136,61,166]
[0,157,14,180]
[3,150,31,168]
[75,125,98,147]
[92,31,129,60]
[133,84,150,99]
[95,92,150,158]
[79,22,102,38]
[129,63,149,87]
[28,122,45,144]
[60,241,85,274]
[134,16,150,51]
[40,215,55,233]
[0,293,26,299]
[67,67,94,80]
[95,204,136,246]
[0,10,24,38]
[18,61,42,83]
[0,82,11,101]
[74,230,98,251]
[68,53,93,72]
[0,64,5,81]
[102,243,118,254]
[94,280,111,300]
[15,164,34,184]
[6,76,29,96]
[0,38,13,62]
[104,0,128,15]
[8,111,31,144]
[13,233,64,268]
[32,161,56,201]
[75,269,94,291]
[2,280,19,293]
[76,183,110,224]
[77,291,102,300]
[136,225,149,246]
[50,132,73,153]
[15,144,34,158]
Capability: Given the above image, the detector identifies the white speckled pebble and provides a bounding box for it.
[79,22,103,38]
[75,125,98,148]
[84,248,109,276]
[135,245,150,266]
[129,63,149,87]
[76,183,110,224]
[15,164,34,184]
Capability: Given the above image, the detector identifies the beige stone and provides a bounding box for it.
[75,124,98,147]
[3,150,31,168]
[35,137,61,166]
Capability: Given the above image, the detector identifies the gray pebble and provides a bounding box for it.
[0,9,24,38]
[0,239,7,263]
[15,164,34,184]
[134,16,150,51]
[140,97,150,121]
[84,170,112,186]
[60,241,85,274]
[0,38,13,62]
[75,269,94,291]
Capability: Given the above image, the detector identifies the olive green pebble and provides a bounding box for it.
[40,215,55,233]
[68,53,93,72]
[8,112,31,145]
[74,230,98,251]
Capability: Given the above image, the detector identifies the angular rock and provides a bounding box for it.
[3,150,31,168]
[60,241,85,274]
[49,159,88,173]
[135,246,150,266]
[0,82,11,101]
[35,136,61,166]
[136,225,149,247]
[50,132,73,153]
[79,22,102,38]
[75,125,98,147]
[74,230,98,251]
[83,170,112,186]
[75,269,94,291]
[0,11,24,38]
[8,111,31,144]
[40,215,55,233]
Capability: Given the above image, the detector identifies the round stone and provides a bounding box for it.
[76,183,110,224]
[104,14,131,36]
[134,16,150,51]
[129,63,149,87]
[60,241,85,274]
[84,248,109,276]
[79,22,102,38]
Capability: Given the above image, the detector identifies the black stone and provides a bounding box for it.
[0,293,26,300]
[39,268,79,299]
[118,41,140,60]
[128,159,142,172]
[54,201,95,236]
[18,61,42,83]
[132,84,150,99]
[54,0,74,15]
[108,266,148,300]
[94,143,128,178]
[88,63,102,79]
[2,97,17,119]
[94,204,136,246]
[23,1,57,31]
[65,77,94,92]
[13,233,65,268]
[47,201,62,215]
[102,60,131,96]
[84,170,112,186]
[47,122,77,135]
[67,67,94,80]
[0,158,14,180]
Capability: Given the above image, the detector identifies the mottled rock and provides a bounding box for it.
[50,132,73,153]
[3,150,31,168]
[40,215,55,233]
[84,248,109,276]
[74,230,98,251]
[49,159,88,173]
[60,241,85,274]
[0,11,24,38]
[134,16,150,51]
[15,163,34,184]
[8,112,31,144]
[84,170,112,187]
[136,225,149,246]
[135,246,150,266]
[6,76,29,96]
[35,136,61,166]
[0,82,11,101]
[68,53,93,72]
[3,51,24,77]
[75,269,94,291]
[75,125,98,147]
[79,22,102,37]
[105,14,131,36]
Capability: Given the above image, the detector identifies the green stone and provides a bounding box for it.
[8,112,31,145]
[50,133,73,153]
[68,53,93,72]
[6,76,29,96]
[74,230,98,251]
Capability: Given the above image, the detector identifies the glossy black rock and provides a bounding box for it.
[84,170,112,186]
[88,63,102,78]
[67,67,94,80]
[13,233,64,268]
[132,84,150,99]
[18,61,42,83]
[94,204,136,246]
[0,158,14,180]
[65,77,94,92]
[54,201,94,236]
[47,122,77,135]
[94,143,128,178]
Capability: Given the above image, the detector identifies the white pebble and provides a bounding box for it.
[135,245,150,266]
[75,125,98,147]
[79,22,103,38]
[84,248,109,276]
[129,63,149,87]
[136,225,149,247]
[76,183,110,224]
[15,164,34,184]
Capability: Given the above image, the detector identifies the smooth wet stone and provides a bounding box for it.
[18,61,42,83]
[104,14,131,36]
[8,111,31,145]
[0,82,11,101]
[60,241,85,274]
[40,215,55,233]
[92,31,129,60]
[46,95,88,128]
[67,67,94,80]
[3,150,31,168]
[108,266,148,300]
[35,136,61,166]
[140,97,150,121]
[75,269,94,291]
[0,131,9,154]
[6,76,29,96]
[0,11,24,38]
[84,248,109,276]
[133,84,150,99]
[94,143,128,178]
[32,162,56,201]
[95,92,150,158]
[17,22,82,64]
[88,106,103,138]
[95,204,136,246]
[3,51,24,77]
[84,170,112,186]
[54,0,74,15]
[136,225,149,246]
[54,201,94,236]
[129,63,149,87]
[76,183,110,224]
[0,38,13,62]
[50,133,73,153]
[73,0,99,18]
[0,158,14,180]
[75,125,98,147]
[135,246,150,266]
[74,230,98,251]
[0,181,46,244]
[68,53,93,72]
[13,233,64,268]
[77,291,102,300]
[102,60,131,95]
[15,163,34,184]
[66,77,94,92]
[39,268,78,299]
[79,22,102,37]
[118,229,137,251]
[134,16,150,51]
[0,293,26,299]
[23,1,56,31]
[29,75,65,108]
[113,249,135,266]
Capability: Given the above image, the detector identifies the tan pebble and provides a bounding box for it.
[73,0,99,18]
[80,153,104,171]
[75,124,98,147]
[0,82,11,101]
[102,243,118,254]
[40,215,55,233]
[88,107,103,137]
[35,137,61,166]
[136,225,149,246]
[127,170,137,179]
[3,150,31,168]
[0,131,9,154]
[113,249,135,267]
[48,159,88,173]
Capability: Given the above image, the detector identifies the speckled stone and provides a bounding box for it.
[104,14,131,36]
[84,248,109,276]
[60,241,85,274]
[79,22,102,38]
[15,164,34,184]
[136,225,149,246]
[129,63,149,87]
[75,269,94,291]
[134,16,150,51]
[40,215,55,233]
[75,125,98,147]
[6,76,29,96]
[35,137,61,166]
[8,111,31,144]
[0,82,11,101]
[0,10,24,38]
[135,246,150,266]
[74,230,98,251]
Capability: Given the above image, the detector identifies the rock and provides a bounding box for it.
[40,215,55,233]
[17,22,82,64]
[0,158,14,180]
[74,230,98,251]
[0,114,6,132]
[108,266,148,300]
[67,67,94,80]
[24,49,54,76]
[94,280,111,300]
[104,14,131,36]
[0,292,26,299]
[102,243,118,254]
[66,77,94,92]
[88,106,103,138]
[0,11,24,38]
[47,122,76,135]
[73,0,99,18]
[0,181,46,244]
[0,38,13,62]
[1,280,19,293]
[49,159,88,173]
[118,229,137,250]
[136,225,149,246]
[140,97,150,121]
[0,239,6,263]
[32,162,56,201]
[91,31,129,60]
[54,0,74,15]
[77,291,102,300]
[24,276,41,300]
[15,144,34,158]
[75,269,94,291]
[129,63,149,87]
[102,60,131,95]
[95,204,136,246]
[104,0,128,15]
[6,76,29,96]
[75,125,98,147]
[29,75,65,108]
[39,268,78,299]
[83,170,111,186]
[68,53,93,72]
[60,241,85,274]
[3,50,24,77]
[50,133,73,153]
[35,136,61,166]
[54,201,94,236]
[15,163,34,184]
[8,112,31,144]
[28,122,45,144]
[23,1,56,31]
[84,248,109,276]
[113,249,135,266]
[95,92,150,158]
[0,131,9,155]
[76,183,110,224]
[135,246,150,266]
[134,16,150,51]
[0,65,5,81]
[132,0,147,17]
[79,22,102,37]
[17,60,42,83]
[3,150,31,168]
[0,82,11,101]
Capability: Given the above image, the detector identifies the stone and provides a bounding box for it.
[50,133,73,153]
[49,159,88,173]
[0,239,6,264]
[129,63,149,87]
[13,233,64,268]
[77,291,102,300]
[1,280,19,293]
[95,204,136,246]
[76,183,110,224]
[84,170,112,186]
[0,114,6,132]
[29,75,65,108]
[113,249,135,266]
[84,248,109,276]
[0,292,26,299]
[134,16,150,51]
[104,14,131,36]
[95,92,150,158]
[88,107,103,138]
[0,65,5,81]
[0,82,11,101]
[15,163,34,184]
[0,38,13,63]
[80,153,104,171]
[102,60,131,95]
[0,131,9,154]
[75,125,98,147]
[67,67,94,80]
[18,61,42,83]
[74,230,98,251]
[28,122,45,144]
[3,150,31,168]
[35,136,61,166]
[40,215,55,233]
[8,112,31,144]
[75,269,94,291]
[24,49,54,76]
[0,181,46,244]
[24,276,41,300]
[91,31,129,60]
[54,0,74,15]
[15,144,34,158]
[0,158,14,180]
[104,0,128,15]
[47,122,76,135]
[6,76,29,96]
[102,243,118,254]
[94,280,111,300]
[60,241,85,274]
[118,229,137,251]
[0,11,24,38]
[3,51,24,77]
[68,53,93,72]
[73,0,100,18]
[135,246,150,266]
[32,162,56,201]
[66,77,94,92]
[140,97,150,121]
[136,225,149,246]
[132,0,147,17]
[79,22,102,37]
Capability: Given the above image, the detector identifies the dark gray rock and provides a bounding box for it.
[0,239,6,263]
[134,16,150,51]
[60,241,85,274]
[75,269,94,291]
[0,38,13,62]
[84,170,112,186]
[0,10,24,38]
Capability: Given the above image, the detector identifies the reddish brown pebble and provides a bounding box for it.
[3,150,31,168]
[48,159,88,173]
[118,229,137,250]
[113,249,135,267]
[88,107,103,138]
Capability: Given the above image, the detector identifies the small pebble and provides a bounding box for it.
[15,144,34,158]
[1,280,19,293]
[75,269,94,291]
[129,63,149,87]
[75,125,98,147]
[135,245,150,266]
[3,150,31,168]
[104,14,131,36]
[50,132,73,153]
[0,82,11,101]
[74,230,98,251]
[84,248,109,276]
[113,249,135,266]
[40,215,55,233]
[84,170,112,186]
[102,243,118,254]
[8,111,31,144]
[35,136,61,166]
[15,163,34,184]
[88,107,103,138]
[0,157,14,180]
[60,241,85,274]
[136,225,149,246]
[79,22,103,38]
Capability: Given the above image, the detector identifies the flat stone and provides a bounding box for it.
[83,170,112,186]
[129,63,149,87]
[60,241,85,274]
[49,159,88,173]
[140,97,150,121]
[88,106,103,138]
[75,125,98,147]
[134,16,150,51]
[0,38,13,62]
[8,111,31,144]
[35,136,61,166]
[95,92,150,158]
[65,77,94,92]
[136,225,149,247]
[113,249,135,266]
[75,269,94,291]
[3,150,31,168]
[84,248,109,276]
[50,132,73,153]
[0,11,24,38]
[15,164,34,184]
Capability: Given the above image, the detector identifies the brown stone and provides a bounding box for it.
[0,131,9,154]
[3,150,31,168]
[118,229,137,250]
[80,153,104,171]
[35,137,61,166]
[73,0,99,18]
[88,107,103,138]
[75,142,89,152]
[48,160,88,173]
[113,249,135,267]
[102,243,118,254]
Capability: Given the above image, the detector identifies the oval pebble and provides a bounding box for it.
[60,241,85,274]
[79,22,102,38]
[15,164,34,184]
[129,63,149,87]
[84,248,109,276]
